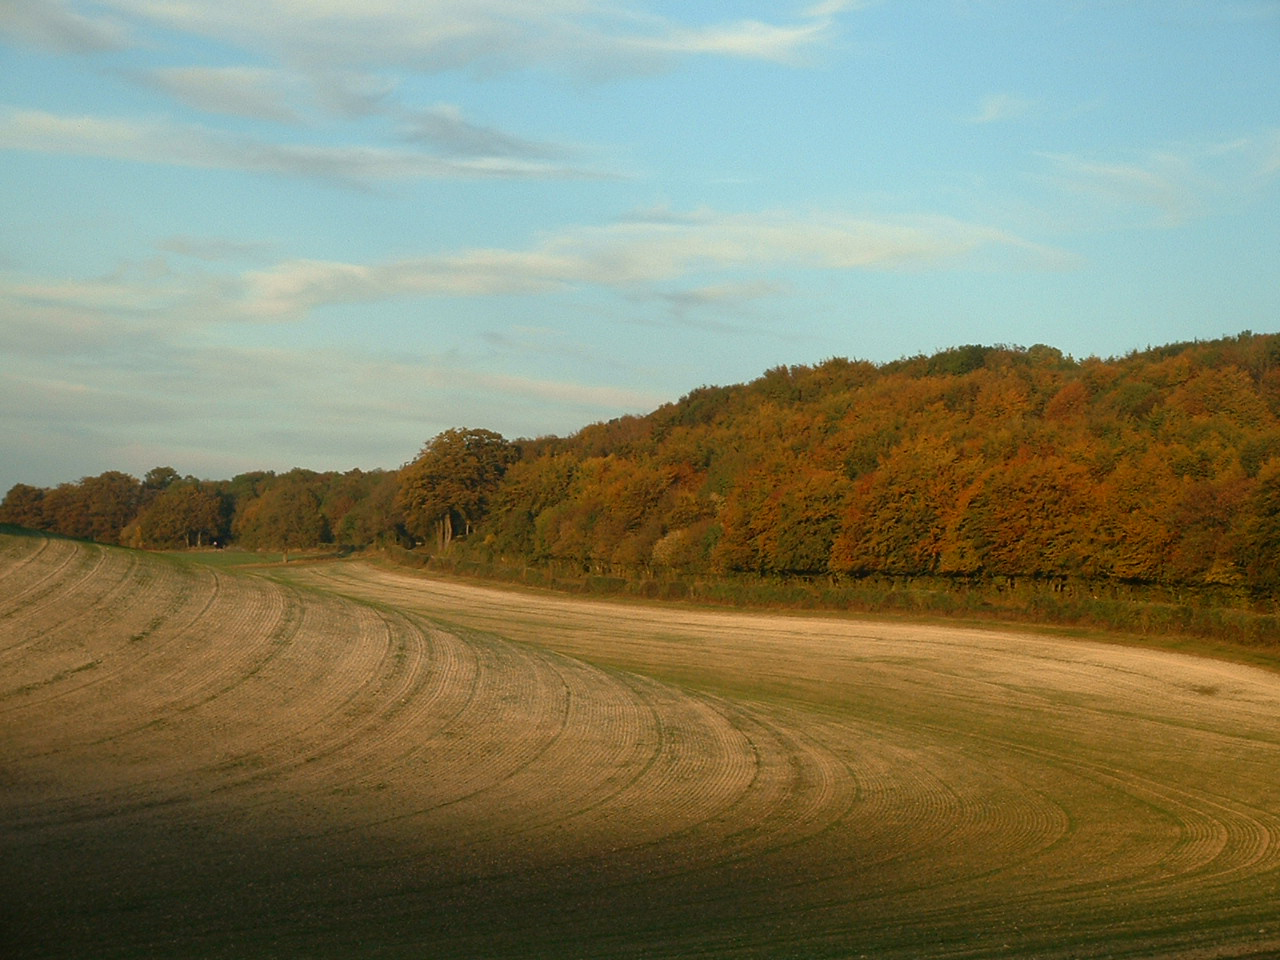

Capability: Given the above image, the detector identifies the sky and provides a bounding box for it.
[1,0,1278,491]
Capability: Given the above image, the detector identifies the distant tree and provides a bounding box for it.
[39,472,141,544]
[328,470,404,548]
[0,483,47,529]
[136,483,227,548]
[142,466,181,502]
[1237,458,1280,596]
[398,428,517,550]
[235,476,329,561]
[490,454,578,559]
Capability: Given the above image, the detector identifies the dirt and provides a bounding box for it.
[3,533,1280,959]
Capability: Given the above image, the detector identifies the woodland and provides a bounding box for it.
[5,331,1280,636]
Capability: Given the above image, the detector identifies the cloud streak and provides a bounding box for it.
[0,0,129,53]
[77,1,854,76]
[1037,132,1280,228]
[966,93,1034,125]
[240,207,1067,319]
[137,67,303,124]
[398,104,568,160]
[0,106,611,185]
[0,320,668,485]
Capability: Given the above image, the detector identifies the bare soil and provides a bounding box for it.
[3,532,1280,959]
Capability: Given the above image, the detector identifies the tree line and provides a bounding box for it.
[0,465,404,560]
[4,332,1279,600]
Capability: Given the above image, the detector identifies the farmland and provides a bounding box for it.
[3,529,1280,958]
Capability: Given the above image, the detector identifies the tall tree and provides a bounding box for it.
[39,472,141,544]
[235,477,329,561]
[0,484,47,529]
[397,428,517,550]
[136,483,227,548]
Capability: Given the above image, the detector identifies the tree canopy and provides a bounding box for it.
[397,428,517,549]
[4,332,1279,603]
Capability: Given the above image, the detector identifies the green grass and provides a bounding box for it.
[160,547,342,571]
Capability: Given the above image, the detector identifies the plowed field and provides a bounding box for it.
[3,530,1280,959]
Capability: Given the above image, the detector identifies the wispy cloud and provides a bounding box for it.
[0,0,128,53]
[966,93,1034,125]
[0,106,613,185]
[0,319,666,483]
[641,17,836,64]
[134,65,398,124]
[2,3,857,188]
[136,67,303,124]
[0,206,1066,335]
[239,207,1067,319]
[79,1,855,76]
[1039,153,1201,226]
[398,104,569,160]
[1037,132,1280,228]
[158,235,274,263]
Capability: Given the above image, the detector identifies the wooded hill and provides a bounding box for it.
[5,332,1280,609]
[481,332,1280,604]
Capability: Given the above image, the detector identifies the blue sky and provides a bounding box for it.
[1,1,1277,490]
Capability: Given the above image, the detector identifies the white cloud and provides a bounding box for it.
[805,0,871,16]
[0,0,128,53]
[643,18,834,64]
[399,104,568,160]
[0,106,612,185]
[966,93,1034,125]
[2,206,1064,330]
[238,207,1066,319]
[1037,133,1280,228]
[85,1,853,75]
[139,67,302,123]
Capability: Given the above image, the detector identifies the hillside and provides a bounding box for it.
[4,332,1279,626]
[478,333,1280,600]
[5,530,1280,958]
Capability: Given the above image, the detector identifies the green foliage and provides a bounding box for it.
[927,343,991,376]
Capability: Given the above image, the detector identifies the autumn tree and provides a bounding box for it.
[327,470,403,548]
[1236,458,1280,596]
[0,483,47,529]
[142,466,181,503]
[830,436,976,577]
[956,452,1100,579]
[135,482,227,548]
[234,472,329,561]
[488,454,578,559]
[39,471,141,544]
[397,428,517,550]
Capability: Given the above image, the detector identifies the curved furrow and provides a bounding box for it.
[1,585,300,823]
[0,530,55,593]
[0,534,90,629]
[1,539,132,632]
[6,536,1280,960]
[0,557,221,722]
[407,654,672,849]
[858,729,1280,955]
[0,540,120,670]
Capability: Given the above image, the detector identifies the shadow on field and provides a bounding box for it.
[1,781,879,960]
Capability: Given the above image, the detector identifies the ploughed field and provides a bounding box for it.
[3,530,1280,959]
